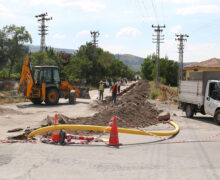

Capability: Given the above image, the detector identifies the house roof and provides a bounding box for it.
[184,58,220,69]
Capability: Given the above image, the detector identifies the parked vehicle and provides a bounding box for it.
[178,71,220,125]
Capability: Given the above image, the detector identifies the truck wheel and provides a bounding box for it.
[30,98,42,105]
[45,88,59,105]
[186,104,194,118]
[69,92,76,104]
[214,109,220,125]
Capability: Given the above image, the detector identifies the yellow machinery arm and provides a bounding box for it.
[17,57,34,98]
[17,57,44,100]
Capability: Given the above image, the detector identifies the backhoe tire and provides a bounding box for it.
[69,92,76,104]
[45,88,59,105]
[214,109,220,125]
[185,104,194,118]
[30,98,42,105]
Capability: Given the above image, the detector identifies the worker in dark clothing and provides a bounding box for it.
[112,83,118,104]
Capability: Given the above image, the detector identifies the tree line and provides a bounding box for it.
[140,54,178,86]
[0,25,134,85]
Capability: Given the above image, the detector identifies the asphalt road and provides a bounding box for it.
[1,90,220,179]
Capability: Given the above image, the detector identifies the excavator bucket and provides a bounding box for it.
[78,88,90,99]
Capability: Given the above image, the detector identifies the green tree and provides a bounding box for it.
[0,31,8,70]
[141,54,178,86]
[140,54,155,80]
[2,25,32,77]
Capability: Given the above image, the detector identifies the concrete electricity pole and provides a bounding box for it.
[35,13,52,51]
[90,31,100,61]
[152,25,165,88]
[175,34,189,82]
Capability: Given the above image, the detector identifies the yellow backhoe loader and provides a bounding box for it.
[17,57,90,105]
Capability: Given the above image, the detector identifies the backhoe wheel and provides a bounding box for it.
[214,109,220,125]
[69,92,76,104]
[30,98,42,105]
[45,88,59,105]
[185,104,194,118]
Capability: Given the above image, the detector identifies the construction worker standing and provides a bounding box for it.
[112,83,118,104]
[99,80,104,101]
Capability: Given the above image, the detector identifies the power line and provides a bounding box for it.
[151,0,159,24]
[175,34,189,83]
[152,24,165,88]
[35,12,52,52]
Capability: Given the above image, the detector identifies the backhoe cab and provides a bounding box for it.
[17,57,90,105]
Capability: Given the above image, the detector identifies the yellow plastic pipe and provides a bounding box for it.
[28,121,179,138]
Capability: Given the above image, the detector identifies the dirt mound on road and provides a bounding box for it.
[43,80,160,131]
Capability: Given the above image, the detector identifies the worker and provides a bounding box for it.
[99,80,104,101]
[110,79,114,92]
[112,83,118,104]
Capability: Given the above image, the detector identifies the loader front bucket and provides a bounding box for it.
[79,88,90,99]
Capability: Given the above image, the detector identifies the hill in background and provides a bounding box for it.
[115,54,144,72]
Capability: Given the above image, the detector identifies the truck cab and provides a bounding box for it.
[204,80,220,124]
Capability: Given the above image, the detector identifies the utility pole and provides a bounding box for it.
[175,34,189,83]
[152,24,165,88]
[35,13,52,51]
[90,31,100,83]
[90,31,100,61]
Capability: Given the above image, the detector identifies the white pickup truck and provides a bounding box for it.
[178,71,220,125]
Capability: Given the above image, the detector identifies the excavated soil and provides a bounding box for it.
[40,80,160,136]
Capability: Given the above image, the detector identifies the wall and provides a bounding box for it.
[185,67,220,80]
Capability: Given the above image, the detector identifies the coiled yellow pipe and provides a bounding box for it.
[28,121,179,138]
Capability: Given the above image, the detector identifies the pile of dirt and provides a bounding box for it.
[42,80,160,133]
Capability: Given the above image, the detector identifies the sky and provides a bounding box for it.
[1,0,220,62]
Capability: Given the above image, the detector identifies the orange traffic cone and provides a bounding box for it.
[108,116,121,146]
[52,114,60,142]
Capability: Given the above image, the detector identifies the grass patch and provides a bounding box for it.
[149,81,178,103]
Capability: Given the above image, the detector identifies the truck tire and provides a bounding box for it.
[30,98,42,105]
[214,109,220,125]
[186,104,194,118]
[69,92,76,104]
[45,88,59,105]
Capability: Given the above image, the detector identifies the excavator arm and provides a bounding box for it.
[17,57,34,98]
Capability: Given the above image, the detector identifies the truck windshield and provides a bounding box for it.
[210,82,220,100]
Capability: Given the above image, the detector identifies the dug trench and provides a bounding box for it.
[9,80,162,139]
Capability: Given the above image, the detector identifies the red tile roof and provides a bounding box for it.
[184,58,220,69]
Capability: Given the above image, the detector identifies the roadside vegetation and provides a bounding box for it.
[149,81,178,103]
[140,54,179,103]
[141,54,178,86]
